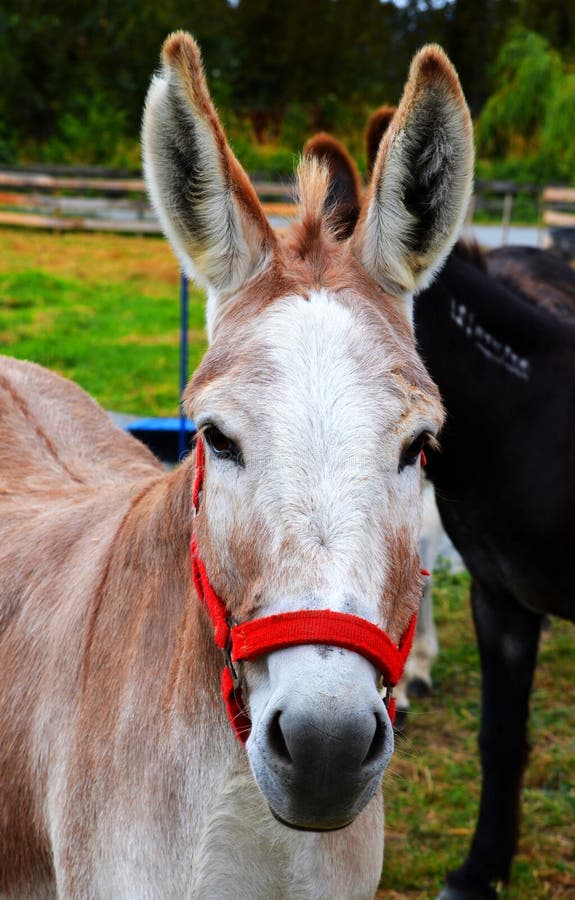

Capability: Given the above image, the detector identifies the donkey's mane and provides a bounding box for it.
[286,156,341,259]
[295,156,332,229]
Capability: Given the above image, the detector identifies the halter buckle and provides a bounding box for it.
[383,683,394,710]
[223,622,242,690]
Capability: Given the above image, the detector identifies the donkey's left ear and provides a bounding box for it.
[142,32,277,316]
[352,45,474,319]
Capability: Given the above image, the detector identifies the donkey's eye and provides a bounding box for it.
[203,425,243,466]
[399,432,430,473]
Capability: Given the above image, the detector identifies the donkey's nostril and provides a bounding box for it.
[362,713,386,766]
[268,710,292,763]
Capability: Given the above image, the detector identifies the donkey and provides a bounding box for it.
[366,104,575,898]
[0,33,473,898]
[416,244,575,900]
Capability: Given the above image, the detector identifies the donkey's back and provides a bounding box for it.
[0,356,162,897]
[0,355,160,493]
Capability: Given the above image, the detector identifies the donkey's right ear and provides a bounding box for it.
[143,32,277,304]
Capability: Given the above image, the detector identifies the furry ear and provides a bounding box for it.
[142,32,277,323]
[365,106,396,178]
[353,46,474,319]
[303,133,362,239]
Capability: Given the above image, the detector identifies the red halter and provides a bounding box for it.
[190,437,419,743]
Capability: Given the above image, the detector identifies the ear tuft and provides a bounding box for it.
[162,30,198,66]
[410,44,461,87]
[303,133,362,239]
[161,32,213,121]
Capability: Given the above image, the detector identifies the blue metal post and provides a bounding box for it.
[179,272,189,459]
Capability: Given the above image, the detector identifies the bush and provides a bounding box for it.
[31,91,139,169]
[477,30,561,158]
[477,30,575,185]
[0,121,17,165]
[540,73,575,182]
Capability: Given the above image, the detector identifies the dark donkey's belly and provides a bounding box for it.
[435,488,575,622]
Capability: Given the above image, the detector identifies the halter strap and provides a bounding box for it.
[190,436,419,742]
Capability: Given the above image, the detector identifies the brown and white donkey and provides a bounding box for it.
[0,32,472,899]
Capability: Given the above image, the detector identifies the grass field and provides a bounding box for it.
[380,566,575,899]
[1,227,574,898]
[0,228,207,415]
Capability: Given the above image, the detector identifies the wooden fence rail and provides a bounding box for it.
[541,186,575,228]
[1,169,574,254]
[0,169,296,234]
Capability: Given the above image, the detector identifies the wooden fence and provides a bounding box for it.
[540,186,575,227]
[0,168,295,234]
[1,168,574,250]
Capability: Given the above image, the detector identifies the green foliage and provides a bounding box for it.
[477,29,575,184]
[0,0,474,169]
[477,30,561,157]
[540,73,575,182]
[279,104,312,153]
[0,0,234,149]
[34,92,140,168]
[0,122,17,166]
[2,2,575,185]
[518,0,575,59]
[227,134,297,180]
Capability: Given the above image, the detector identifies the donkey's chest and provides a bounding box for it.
[190,767,383,900]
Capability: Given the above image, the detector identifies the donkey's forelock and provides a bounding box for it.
[201,157,359,334]
[292,156,338,244]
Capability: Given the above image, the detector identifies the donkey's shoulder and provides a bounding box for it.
[0,355,161,492]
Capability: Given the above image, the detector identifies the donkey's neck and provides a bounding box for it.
[83,459,225,732]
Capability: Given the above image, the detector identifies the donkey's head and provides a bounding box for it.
[143,32,473,831]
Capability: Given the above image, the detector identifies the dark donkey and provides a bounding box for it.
[364,106,575,898]
[416,244,575,900]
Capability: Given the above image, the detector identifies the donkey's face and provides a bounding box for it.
[143,32,473,830]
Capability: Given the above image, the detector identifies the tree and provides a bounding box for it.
[476,30,561,157]
[444,0,522,116]
[476,29,574,183]
[0,0,233,150]
[519,0,575,59]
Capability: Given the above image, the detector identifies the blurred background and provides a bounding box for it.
[1,0,574,184]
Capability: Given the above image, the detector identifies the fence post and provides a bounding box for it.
[501,192,513,245]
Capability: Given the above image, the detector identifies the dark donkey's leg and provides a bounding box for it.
[441,580,543,900]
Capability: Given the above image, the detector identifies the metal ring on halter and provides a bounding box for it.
[223,619,241,689]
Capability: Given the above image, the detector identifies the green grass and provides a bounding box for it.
[1,228,574,898]
[381,567,575,899]
[0,230,207,415]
